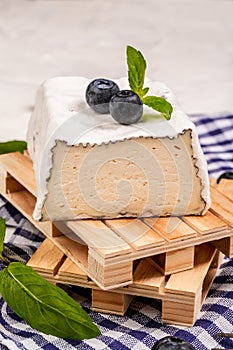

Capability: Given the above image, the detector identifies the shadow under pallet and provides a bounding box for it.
[0,152,232,326]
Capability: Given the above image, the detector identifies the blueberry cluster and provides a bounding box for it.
[85,78,143,125]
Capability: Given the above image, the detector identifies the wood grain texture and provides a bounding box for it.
[0,152,36,196]
[164,244,216,297]
[210,186,233,227]
[28,239,64,275]
[105,218,165,250]
[27,238,221,326]
[144,216,197,242]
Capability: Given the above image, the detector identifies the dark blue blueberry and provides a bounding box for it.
[217,171,233,184]
[151,336,195,350]
[109,90,143,125]
[85,78,120,114]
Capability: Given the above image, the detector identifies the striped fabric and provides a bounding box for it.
[190,113,233,179]
[0,113,233,350]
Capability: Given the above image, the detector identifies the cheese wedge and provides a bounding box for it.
[27,77,210,221]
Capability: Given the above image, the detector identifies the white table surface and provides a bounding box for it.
[0,0,233,142]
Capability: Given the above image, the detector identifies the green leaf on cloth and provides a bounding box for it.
[0,262,101,340]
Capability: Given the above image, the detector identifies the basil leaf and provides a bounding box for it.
[127,45,147,98]
[0,262,100,340]
[0,217,6,259]
[0,140,27,155]
[142,95,173,120]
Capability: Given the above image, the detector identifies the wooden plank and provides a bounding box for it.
[210,186,233,227]
[211,178,233,201]
[201,252,222,304]
[53,235,88,268]
[61,221,134,289]
[57,258,88,282]
[5,173,25,193]
[165,246,194,275]
[212,237,233,258]
[144,216,197,242]
[66,219,132,258]
[153,246,195,275]
[0,152,36,196]
[104,218,165,250]
[92,290,133,316]
[27,238,64,275]
[58,258,87,279]
[2,189,61,237]
[165,244,216,297]
[87,247,133,289]
[182,211,229,235]
[131,258,165,292]
[162,246,221,326]
[162,299,198,327]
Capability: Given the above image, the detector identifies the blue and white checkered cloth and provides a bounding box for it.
[0,113,233,350]
[190,113,233,179]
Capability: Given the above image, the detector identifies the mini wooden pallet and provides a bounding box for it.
[0,152,233,291]
[27,237,223,326]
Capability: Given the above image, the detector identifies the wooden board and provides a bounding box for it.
[0,152,232,290]
[27,238,223,326]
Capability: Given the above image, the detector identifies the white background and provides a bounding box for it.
[0,0,233,141]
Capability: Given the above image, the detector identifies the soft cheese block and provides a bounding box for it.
[27,76,210,221]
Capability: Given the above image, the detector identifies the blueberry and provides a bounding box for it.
[109,90,143,125]
[151,336,195,350]
[217,171,233,184]
[85,78,120,114]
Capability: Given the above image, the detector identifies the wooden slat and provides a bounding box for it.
[131,258,165,292]
[210,186,233,227]
[165,244,216,297]
[162,249,222,327]
[104,218,165,250]
[2,189,61,237]
[0,152,36,196]
[211,178,233,201]
[144,216,197,242]
[182,211,228,235]
[212,237,233,258]
[87,247,133,289]
[57,258,88,282]
[66,219,132,258]
[92,290,133,316]
[27,238,64,275]
[53,235,88,268]
[153,246,194,275]
[201,253,222,304]
[162,299,198,327]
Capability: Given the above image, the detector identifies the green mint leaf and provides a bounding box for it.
[141,87,149,97]
[0,141,27,155]
[0,217,6,259]
[126,45,173,121]
[127,45,147,98]
[0,262,101,340]
[142,96,173,120]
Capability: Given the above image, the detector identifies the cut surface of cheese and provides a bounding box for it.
[26,76,210,221]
